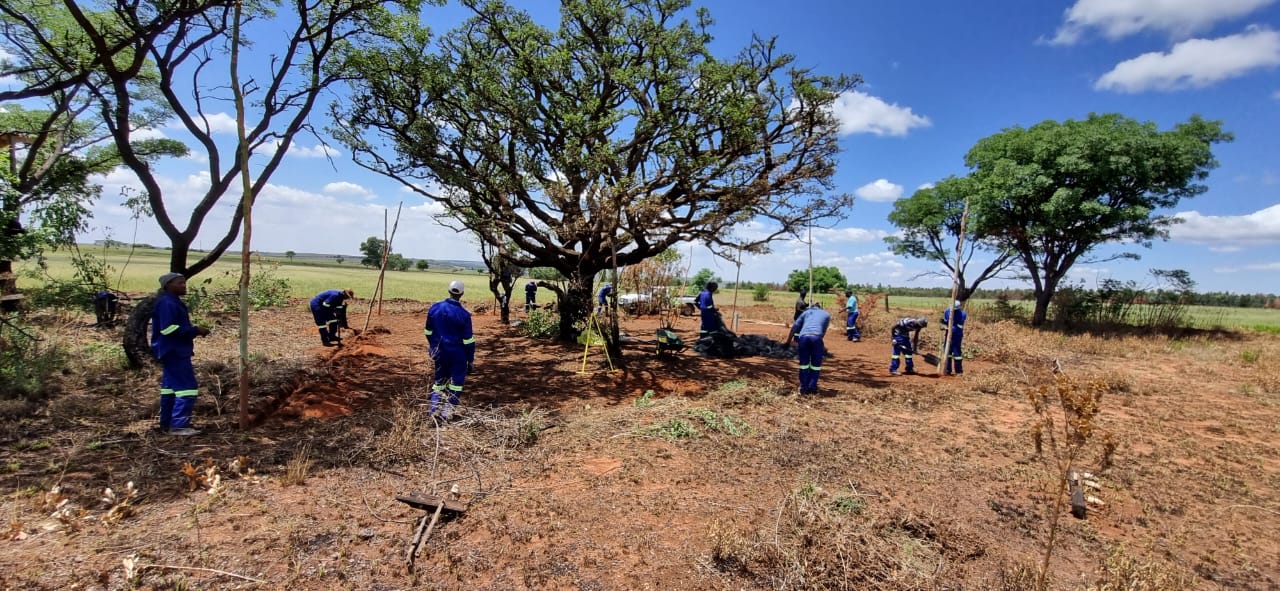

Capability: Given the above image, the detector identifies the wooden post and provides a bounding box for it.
[231,0,253,430]
[363,203,402,333]
[938,198,970,375]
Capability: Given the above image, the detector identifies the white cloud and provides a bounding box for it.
[1095,27,1280,92]
[1048,0,1276,45]
[916,182,935,191]
[291,143,340,158]
[851,251,906,274]
[813,227,891,243]
[830,91,931,137]
[1209,245,1244,253]
[84,170,477,260]
[1213,261,1280,273]
[1171,203,1280,243]
[192,112,239,134]
[854,179,905,202]
[252,140,340,159]
[323,181,374,199]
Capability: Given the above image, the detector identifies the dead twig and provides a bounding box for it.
[138,564,263,583]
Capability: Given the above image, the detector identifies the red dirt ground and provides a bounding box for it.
[1,298,1277,590]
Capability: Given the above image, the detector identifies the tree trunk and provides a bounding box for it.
[558,274,593,342]
[1031,275,1062,327]
[123,294,157,369]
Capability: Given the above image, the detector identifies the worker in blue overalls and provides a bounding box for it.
[425,280,476,420]
[310,289,354,347]
[788,302,831,395]
[844,289,861,342]
[524,280,538,313]
[596,282,613,316]
[941,300,967,376]
[151,273,210,436]
[889,316,928,376]
[696,281,721,337]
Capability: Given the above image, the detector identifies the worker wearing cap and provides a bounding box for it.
[844,289,861,342]
[424,280,475,419]
[151,272,210,435]
[793,288,808,321]
[788,302,831,395]
[941,300,967,375]
[889,316,928,376]
[524,280,537,313]
[696,281,720,337]
[310,289,355,347]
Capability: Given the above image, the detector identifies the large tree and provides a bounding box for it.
[3,0,429,280]
[332,0,857,340]
[966,113,1231,325]
[885,175,1016,303]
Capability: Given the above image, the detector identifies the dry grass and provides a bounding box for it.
[281,443,314,486]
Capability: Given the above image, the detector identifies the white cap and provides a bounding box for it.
[448,280,465,295]
[953,300,962,309]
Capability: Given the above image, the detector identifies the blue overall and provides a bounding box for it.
[889,318,926,375]
[696,289,719,336]
[597,284,613,314]
[151,291,200,430]
[845,295,861,341]
[424,297,475,418]
[792,307,831,394]
[309,290,350,345]
[942,308,967,375]
[525,281,537,310]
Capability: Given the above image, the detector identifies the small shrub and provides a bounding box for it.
[633,390,657,408]
[1239,350,1260,364]
[832,494,866,515]
[521,309,558,339]
[688,407,750,436]
[751,284,770,302]
[642,418,698,440]
[0,321,65,402]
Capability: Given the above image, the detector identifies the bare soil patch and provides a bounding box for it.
[1,299,1278,590]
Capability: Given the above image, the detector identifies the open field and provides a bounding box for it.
[21,248,1280,330]
[1,296,1278,590]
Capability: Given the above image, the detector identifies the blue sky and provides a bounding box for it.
[10,0,1279,293]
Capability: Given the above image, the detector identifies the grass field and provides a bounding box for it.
[19,246,1280,329]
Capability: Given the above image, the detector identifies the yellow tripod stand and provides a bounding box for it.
[579,311,616,373]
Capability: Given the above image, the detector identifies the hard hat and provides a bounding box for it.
[448,280,465,295]
[917,317,928,326]
[953,300,962,309]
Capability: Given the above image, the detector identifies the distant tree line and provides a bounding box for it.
[848,284,1278,309]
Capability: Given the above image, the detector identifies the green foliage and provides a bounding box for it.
[751,283,771,302]
[20,246,112,311]
[690,268,722,289]
[520,309,559,339]
[284,250,296,261]
[966,113,1231,325]
[687,407,751,436]
[332,0,858,340]
[785,266,847,293]
[642,418,699,440]
[387,253,411,272]
[831,494,866,515]
[415,259,430,270]
[0,319,65,402]
[528,267,564,282]
[634,390,657,408]
[358,236,387,268]
[1240,350,1260,364]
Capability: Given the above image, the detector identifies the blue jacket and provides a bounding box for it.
[696,289,716,313]
[425,298,475,361]
[942,308,967,333]
[310,290,349,312]
[151,291,199,360]
[792,307,831,337]
[598,284,613,304]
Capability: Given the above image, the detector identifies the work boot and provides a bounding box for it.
[168,427,202,436]
[318,327,333,346]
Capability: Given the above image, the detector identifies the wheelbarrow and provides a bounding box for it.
[655,328,687,356]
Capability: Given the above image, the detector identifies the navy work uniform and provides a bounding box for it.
[790,305,831,395]
[889,317,928,376]
[310,289,352,346]
[941,303,967,375]
[525,281,537,312]
[425,281,476,419]
[696,282,720,337]
[845,291,861,341]
[596,283,613,315]
[151,273,207,433]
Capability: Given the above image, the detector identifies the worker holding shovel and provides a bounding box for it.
[310,288,355,347]
[889,316,928,376]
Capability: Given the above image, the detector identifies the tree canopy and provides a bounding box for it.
[885,175,1015,302]
[785,266,847,294]
[332,0,858,339]
[966,113,1231,325]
